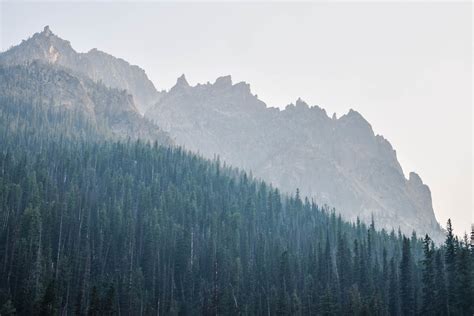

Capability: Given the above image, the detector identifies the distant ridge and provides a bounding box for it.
[0,25,161,113]
[146,75,444,241]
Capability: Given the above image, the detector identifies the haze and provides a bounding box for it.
[1,1,472,235]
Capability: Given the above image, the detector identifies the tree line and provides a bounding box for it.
[0,88,473,315]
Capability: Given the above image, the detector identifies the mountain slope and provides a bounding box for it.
[0,26,443,240]
[0,26,161,113]
[146,75,443,241]
[0,120,430,315]
[0,27,471,316]
[0,61,171,144]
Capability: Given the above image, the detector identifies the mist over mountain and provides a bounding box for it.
[0,61,171,144]
[0,26,161,113]
[0,26,443,241]
[0,25,471,316]
[146,75,443,241]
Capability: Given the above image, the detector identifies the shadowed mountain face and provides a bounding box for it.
[146,75,443,241]
[0,61,171,144]
[0,26,161,113]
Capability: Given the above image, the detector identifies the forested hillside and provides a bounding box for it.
[0,62,171,145]
[0,26,445,241]
[0,110,472,315]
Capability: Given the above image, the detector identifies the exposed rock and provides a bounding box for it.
[0,26,161,114]
[1,26,444,241]
[173,74,190,91]
[146,77,444,241]
[0,61,171,145]
[214,75,232,88]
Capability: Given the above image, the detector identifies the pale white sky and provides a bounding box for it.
[1,1,472,236]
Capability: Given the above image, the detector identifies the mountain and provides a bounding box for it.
[0,61,171,144]
[0,26,471,316]
[0,26,443,240]
[0,26,161,113]
[146,75,443,241]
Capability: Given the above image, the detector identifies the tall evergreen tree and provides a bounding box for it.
[277,250,291,316]
[434,251,448,316]
[39,280,57,316]
[444,219,457,314]
[456,235,473,315]
[400,237,414,316]
[388,257,399,316]
[421,234,435,315]
[88,286,101,316]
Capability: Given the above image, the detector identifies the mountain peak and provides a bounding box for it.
[347,108,362,117]
[169,74,190,93]
[295,97,309,108]
[176,74,189,88]
[87,48,102,54]
[31,25,71,50]
[37,25,61,42]
[0,27,161,114]
[341,109,371,127]
[408,171,423,185]
[214,75,232,88]
[42,25,53,36]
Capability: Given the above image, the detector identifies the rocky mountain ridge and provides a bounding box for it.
[0,26,443,240]
[0,26,161,113]
[146,75,443,241]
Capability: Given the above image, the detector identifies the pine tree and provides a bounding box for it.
[319,287,335,316]
[445,219,457,314]
[348,285,362,315]
[381,247,389,315]
[399,237,414,315]
[0,300,16,315]
[88,286,101,316]
[336,232,351,307]
[456,235,473,315]
[102,285,116,315]
[40,280,57,316]
[388,257,399,316]
[421,234,435,315]
[277,250,291,316]
[434,251,448,316]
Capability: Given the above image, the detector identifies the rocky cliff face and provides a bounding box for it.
[0,61,171,144]
[146,75,443,240]
[0,26,161,113]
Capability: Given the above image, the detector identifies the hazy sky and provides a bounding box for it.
[1,1,472,235]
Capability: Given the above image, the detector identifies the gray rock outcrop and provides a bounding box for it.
[146,75,444,241]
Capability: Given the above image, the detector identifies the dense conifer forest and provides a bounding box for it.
[0,94,473,315]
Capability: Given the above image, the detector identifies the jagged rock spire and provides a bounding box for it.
[42,25,53,36]
[176,74,189,87]
[295,97,309,108]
